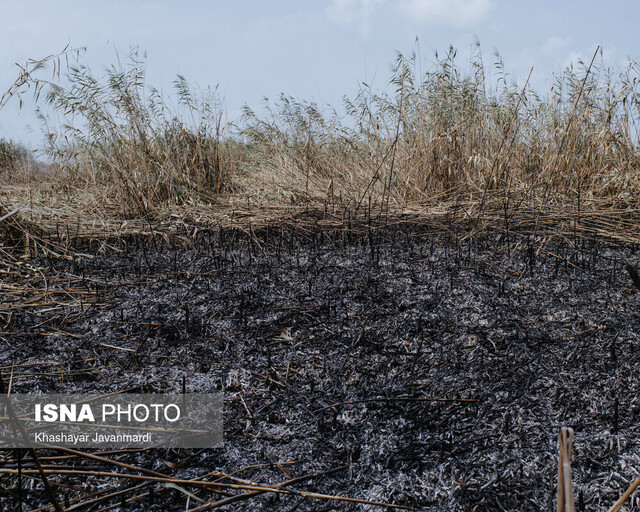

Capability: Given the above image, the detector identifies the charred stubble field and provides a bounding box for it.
[3,212,640,511]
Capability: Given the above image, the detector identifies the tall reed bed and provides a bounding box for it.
[41,49,234,215]
[240,45,640,213]
[35,45,640,216]
[0,138,29,173]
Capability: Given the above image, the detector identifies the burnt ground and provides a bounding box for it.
[2,212,640,511]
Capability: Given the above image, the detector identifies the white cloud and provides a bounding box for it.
[543,36,571,55]
[325,0,384,35]
[399,0,493,29]
[326,0,492,33]
[561,45,608,71]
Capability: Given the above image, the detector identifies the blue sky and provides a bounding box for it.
[1,0,638,147]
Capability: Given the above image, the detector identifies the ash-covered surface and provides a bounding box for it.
[3,213,640,511]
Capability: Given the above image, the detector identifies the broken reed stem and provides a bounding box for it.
[557,427,575,512]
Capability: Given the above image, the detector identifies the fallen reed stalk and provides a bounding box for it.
[0,468,412,509]
[608,475,640,512]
